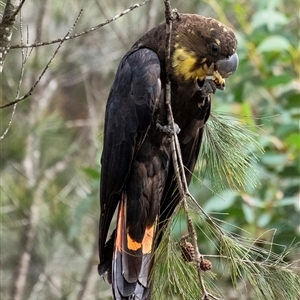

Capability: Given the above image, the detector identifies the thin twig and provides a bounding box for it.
[163,1,185,197]
[0,103,17,140]
[10,0,26,21]
[207,293,223,300]
[202,254,298,269]
[2,1,150,110]
[0,9,83,109]
[163,0,205,296]
[10,0,149,50]
[0,8,25,140]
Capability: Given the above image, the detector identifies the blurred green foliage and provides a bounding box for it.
[198,0,300,248]
[1,0,299,299]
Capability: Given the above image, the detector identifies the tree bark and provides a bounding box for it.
[0,0,21,72]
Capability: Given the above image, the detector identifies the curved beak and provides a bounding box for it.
[216,52,239,78]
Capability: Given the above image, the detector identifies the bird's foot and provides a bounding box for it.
[197,78,225,98]
[156,122,181,135]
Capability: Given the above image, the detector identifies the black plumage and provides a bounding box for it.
[98,13,238,299]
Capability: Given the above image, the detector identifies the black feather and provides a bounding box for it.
[98,13,238,300]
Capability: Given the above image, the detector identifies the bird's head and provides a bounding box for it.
[171,14,238,87]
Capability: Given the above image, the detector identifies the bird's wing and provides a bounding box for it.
[98,48,161,272]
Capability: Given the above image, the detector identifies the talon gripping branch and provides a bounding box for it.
[98,13,238,300]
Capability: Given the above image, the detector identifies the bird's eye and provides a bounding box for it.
[210,43,220,54]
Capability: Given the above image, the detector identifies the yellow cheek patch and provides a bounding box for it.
[172,47,207,81]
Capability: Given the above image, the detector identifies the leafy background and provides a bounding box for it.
[1,0,299,299]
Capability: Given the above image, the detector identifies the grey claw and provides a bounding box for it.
[156,123,181,135]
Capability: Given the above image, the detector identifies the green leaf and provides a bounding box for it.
[257,213,272,227]
[82,167,100,179]
[275,196,298,207]
[242,203,255,224]
[263,74,293,87]
[285,133,300,149]
[261,153,287,166]
[277,124,299,138]
[257,35,291,53]
[278,165,300,178]
[285,93,300,109]
[251,9,288,31]
[203,190,238,212]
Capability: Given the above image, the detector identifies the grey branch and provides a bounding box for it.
[1,0,150,110]
[0,9,83,109]
[10,0,149,50]
[0,0,21,72]
[163,1,223,300]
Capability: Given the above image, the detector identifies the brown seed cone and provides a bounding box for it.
[200,258,212,271]
[181,241,195,262]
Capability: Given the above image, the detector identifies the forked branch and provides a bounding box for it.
[163,1,220,299]
[0,9,83,109]
[1,0,150,110]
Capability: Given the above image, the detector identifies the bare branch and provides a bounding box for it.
[10,0,26,21]
[0,103,17,140]
[10,0,149,50]
[0,0,19,72]
[163,1,222,299]
[0,9,83,109]
[0,9,25,140]
[1,0,150,110]
[207,293,223,300]
[163,1,185,196]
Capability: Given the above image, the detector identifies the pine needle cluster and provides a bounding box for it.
[152,113,299,300]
